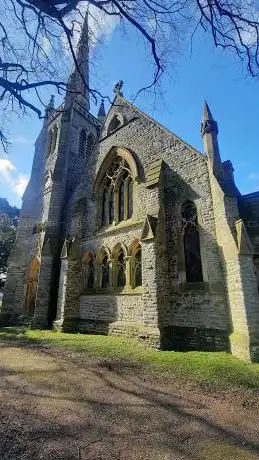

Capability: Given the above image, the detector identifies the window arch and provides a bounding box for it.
[107,115,121,134]
[114,246,127,289]
[131,243,142,288]
[85,134,94,159]
[82,251,95,291]
[181,201,203,283]
[78,129,87,156]
[47,125,58,157]
[99,155,134,228]
[100,251,110,289]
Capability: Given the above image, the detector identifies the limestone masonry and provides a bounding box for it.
[2,14,259,362]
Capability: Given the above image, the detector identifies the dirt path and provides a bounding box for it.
[1,344,259,459]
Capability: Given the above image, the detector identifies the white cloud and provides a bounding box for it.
[12,135,32,145]
[0,158,15,182]
[0,158,29,198]
[62,3,118,55]
[247,172,259,181]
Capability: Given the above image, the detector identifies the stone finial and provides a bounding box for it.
[113,80,123,96]
[44,95,55,122]
[201,100,218,137]
[98,99,106,122]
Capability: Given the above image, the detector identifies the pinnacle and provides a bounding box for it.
[203,100,214,122]
[98,99,106,118]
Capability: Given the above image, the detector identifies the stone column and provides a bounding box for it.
[125,255,132,289]
[62,238,82,332]
[32,239,53,328]
[53,240,68,331]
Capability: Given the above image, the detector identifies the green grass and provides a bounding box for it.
[1,326,259,391]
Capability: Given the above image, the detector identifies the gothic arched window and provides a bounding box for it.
[85,134,94,159]
[82,252,95,291]
[116,247,126,288]
[52,125,58,153]
[132,245,142,288]
[47,125,58,157]
[181,202,203,283]
[101,253,110,288]
[78,129,87,156]
[99,156,134,228]
[107,115,121,134]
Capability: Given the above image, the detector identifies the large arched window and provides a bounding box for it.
[100,156,134,227]
[82,251,95,291]
[181,201,203,283]
[85,134,94,159]
[78,129,87,156]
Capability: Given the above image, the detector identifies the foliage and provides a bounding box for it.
[0,198,20,291]
[1,327,259,391]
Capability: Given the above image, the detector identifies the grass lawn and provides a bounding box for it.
[1,326,259,392]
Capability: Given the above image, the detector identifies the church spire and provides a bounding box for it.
[67,11,90,110]
[98,99,106,123]
[201,100,221,175]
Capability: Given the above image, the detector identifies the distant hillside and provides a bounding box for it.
[0,198,20,291]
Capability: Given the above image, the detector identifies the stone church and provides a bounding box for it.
[2,14,259,362]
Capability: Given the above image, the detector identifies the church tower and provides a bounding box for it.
[2,12,100,327]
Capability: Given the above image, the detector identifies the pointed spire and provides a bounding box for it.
[44,95,55,125]
[98,99,106,123]
[66,11,90,111]
[201,100,221,175]
[201,100,218,136]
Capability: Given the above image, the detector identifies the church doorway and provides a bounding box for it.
[24,257,40,315]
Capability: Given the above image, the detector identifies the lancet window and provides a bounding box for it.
[181,201,203,283]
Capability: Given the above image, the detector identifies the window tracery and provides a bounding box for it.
[100,156,133,227]
[181,201,203,283]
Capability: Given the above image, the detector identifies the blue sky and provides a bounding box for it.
[0,19,259,207]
